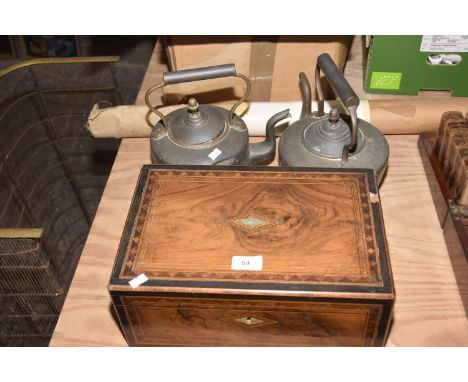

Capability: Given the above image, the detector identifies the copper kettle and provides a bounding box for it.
[278,54,389,184]
[145,64,290,166]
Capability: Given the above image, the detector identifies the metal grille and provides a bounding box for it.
[0,237,46,267]
[0,57,122,345]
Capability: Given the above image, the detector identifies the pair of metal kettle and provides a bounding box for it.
[145,54,389,183]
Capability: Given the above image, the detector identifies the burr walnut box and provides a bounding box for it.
[109,165,394,346]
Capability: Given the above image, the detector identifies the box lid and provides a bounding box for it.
[109,166,393,297]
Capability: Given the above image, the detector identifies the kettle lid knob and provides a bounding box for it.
[187,97,200,116]
[329,108,339,124]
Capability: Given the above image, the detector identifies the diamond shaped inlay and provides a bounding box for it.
[233,316,278,328]
[239,216,267,227]
[225,212,280,233]
[218,313,279,328]
[236,316,263,326]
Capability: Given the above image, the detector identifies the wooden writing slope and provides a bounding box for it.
[109,166,394,346]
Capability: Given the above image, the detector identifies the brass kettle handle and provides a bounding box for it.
[315,53,360,157]
[145,64,251,129]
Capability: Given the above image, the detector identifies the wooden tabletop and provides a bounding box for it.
[50,37,468,346]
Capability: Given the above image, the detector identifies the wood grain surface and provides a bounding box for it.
[50,37,468,346]
[50,134,468,346]
[114,295,388,346]
[114,169,383,286]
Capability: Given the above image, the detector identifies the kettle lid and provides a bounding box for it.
[303,109,364,158]
[166,98,228,145]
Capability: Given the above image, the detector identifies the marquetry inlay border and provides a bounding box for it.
[117,168,384,288]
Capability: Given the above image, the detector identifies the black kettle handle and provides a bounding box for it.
[315,53,359,155]
[316,54,359,109]
[145,64,251,129]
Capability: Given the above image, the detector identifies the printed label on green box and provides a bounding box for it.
[370,72,402,90]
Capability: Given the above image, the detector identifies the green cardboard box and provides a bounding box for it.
[364,35,468,96]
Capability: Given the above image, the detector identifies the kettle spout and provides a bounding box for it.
[249,109,291,165]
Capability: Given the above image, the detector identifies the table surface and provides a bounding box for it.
[50,37,468,346]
